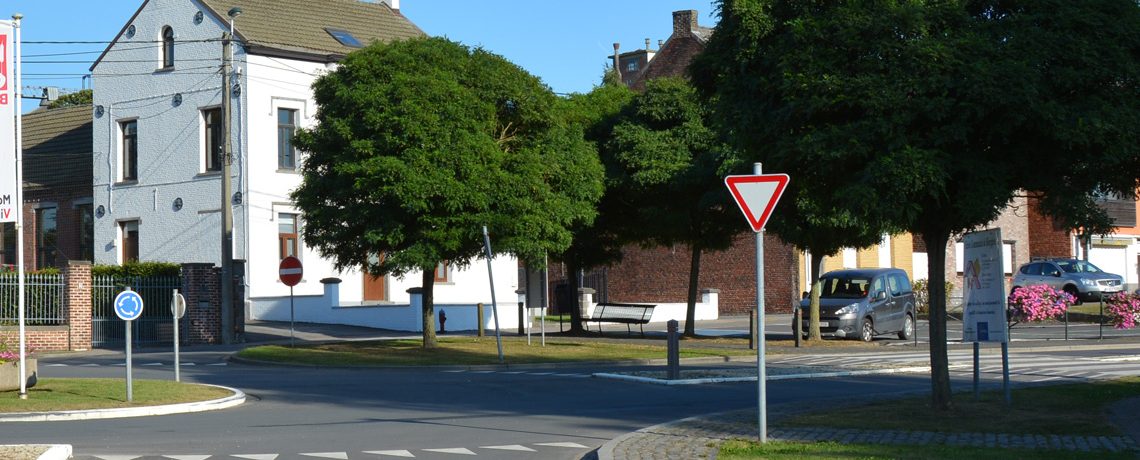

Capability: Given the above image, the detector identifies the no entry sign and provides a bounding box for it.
[279,256,303,287]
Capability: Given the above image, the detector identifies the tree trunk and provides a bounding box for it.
[808,255,824,341]
[684,244,702,337]
[923,230,953,410]
[421,268,437,349]
[565,260,585,334]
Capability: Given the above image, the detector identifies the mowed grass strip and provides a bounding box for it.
[237,336,754,366]
[722,378,1140,459]
[0,378,234,412]
[782,377,1140,436]
[717,439,1134,460]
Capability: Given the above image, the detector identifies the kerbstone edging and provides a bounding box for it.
[0,444,72,460]
[0,384,244,422]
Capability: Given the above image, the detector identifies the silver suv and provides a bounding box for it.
[793,268,916,342]
[1011,259,1123,303]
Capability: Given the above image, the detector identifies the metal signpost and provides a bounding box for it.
[961,228,1011,403]
[171,290,186,382]
[114,288,144,402]
[724,164,789,443]
[279,256,303,347]
[481,226,504,363]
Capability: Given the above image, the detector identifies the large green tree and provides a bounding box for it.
[606,77,743,337]
[552,73,636,333]
[293,37,604,348]
[693,0,1140,409]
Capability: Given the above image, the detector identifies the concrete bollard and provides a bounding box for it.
[667,320,680,380]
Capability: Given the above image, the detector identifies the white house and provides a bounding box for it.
[90,0,524,332]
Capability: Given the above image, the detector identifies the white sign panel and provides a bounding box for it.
[961,228,1008,343]
[0,21,15,222]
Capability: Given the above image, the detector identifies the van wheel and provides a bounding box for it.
[860,318,874,342]
[898,314,914,340]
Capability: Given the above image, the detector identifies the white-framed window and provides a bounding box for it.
[278,212,299,259]
[120,119,138,181]
[278,108,297,170]
[203,107,223,172]
[161,26,175,69]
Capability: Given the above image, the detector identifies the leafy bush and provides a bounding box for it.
[912,279,955,315]
[1104,292,1140,330]
[92,262,181,278]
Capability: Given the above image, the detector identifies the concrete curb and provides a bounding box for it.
[229,353,756,370]
[595,409,740,460]
[0,384,245,422]
[0,444,72,460]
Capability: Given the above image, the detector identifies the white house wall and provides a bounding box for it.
[92,0,245,266]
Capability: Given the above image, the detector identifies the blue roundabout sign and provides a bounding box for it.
[114,289,145,321]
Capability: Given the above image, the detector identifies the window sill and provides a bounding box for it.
[155,66,174,73]
[196,171,222,178]
[276,168,299,174]
[115,180,138,186]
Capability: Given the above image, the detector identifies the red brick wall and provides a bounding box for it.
[1028,196,1072,258]
[182,263,221,344]
[21,184,92,269]
[64,261,92,350]
[0,327,71,353]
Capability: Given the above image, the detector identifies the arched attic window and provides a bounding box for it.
[161,26,175,68]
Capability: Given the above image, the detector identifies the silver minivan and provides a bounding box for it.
[794,268,916,342]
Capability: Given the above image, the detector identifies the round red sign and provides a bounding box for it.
[279,256,303,287]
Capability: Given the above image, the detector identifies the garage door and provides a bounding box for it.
[1089,245,1128,281]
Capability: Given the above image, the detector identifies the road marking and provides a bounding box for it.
[46,363,68,367]
[470,370,494,374]
[163,455,211,460]
[80,363,100,367]
[527,372,554,376]
[144,362,164,366]
[231,455,279,460]
[1098,356,1140,362]
[534,442,588,448]
[481,444,536,452]
[207,363,228,366]
[442,370,466,373]
[93,456,141,460]
[500,371,526,374]
[364,450,415,458]
[299,453,348,459]
[183,362,196,366]
[422,447,476,455]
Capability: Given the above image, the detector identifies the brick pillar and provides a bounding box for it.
[232,259,246,343]
[64,261,92,351]
[181,263,220,344]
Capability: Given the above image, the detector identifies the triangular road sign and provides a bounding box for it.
[724,174,790,232]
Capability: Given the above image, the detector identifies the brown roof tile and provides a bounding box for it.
[21,105,93,190]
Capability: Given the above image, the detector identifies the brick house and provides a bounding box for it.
[1028,194,1140,291]
[7,104,95,270]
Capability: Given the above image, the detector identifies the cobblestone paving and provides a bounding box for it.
[602,409,1140,459]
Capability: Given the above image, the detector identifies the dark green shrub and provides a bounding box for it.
[92,262,181,277]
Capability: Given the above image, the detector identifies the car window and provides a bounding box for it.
[870,277,886,298]
[890,273,911,294]
[887,275,902,296]
[1057,260,1103,274]
[1020,263,1038,275]
[820,276,871,299]
[1045,263,1062,277]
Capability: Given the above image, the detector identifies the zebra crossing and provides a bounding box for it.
[439,369,592,379]
[44,361,228,367]
[73,441,590,459]
[769,349,1140,384]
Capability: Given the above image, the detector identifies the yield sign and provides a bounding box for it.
[724,174,790,232]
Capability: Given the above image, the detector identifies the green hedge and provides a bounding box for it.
[92,262,181,277]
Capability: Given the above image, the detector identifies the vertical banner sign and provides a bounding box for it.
[0,23,15,223]
[962,228,1008,343]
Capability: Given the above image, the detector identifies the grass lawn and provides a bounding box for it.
[0,378,233,412]
[721,377,1140,458]
[237,336,757,366]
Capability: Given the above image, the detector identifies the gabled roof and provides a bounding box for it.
[92,0,424,70]
[201,0,424,60]
[22,105,94,190]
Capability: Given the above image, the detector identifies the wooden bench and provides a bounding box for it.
[583,302,656,336]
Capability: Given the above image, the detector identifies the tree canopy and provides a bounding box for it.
[693,0,1140,409]
[293,37,604,347]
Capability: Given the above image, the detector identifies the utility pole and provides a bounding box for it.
[220,29,235,344]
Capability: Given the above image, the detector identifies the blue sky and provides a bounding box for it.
[8,0,719,100]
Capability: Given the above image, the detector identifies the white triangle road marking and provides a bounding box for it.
[144,362,164,366]
[163,455,212,460]
[94,456,141,460]
[300,453,348,459]
[80,363,100,367]
[207,362,228,366]
[296,450,344,457]
[535,442,588,448]
[183,362,197,366]
[231,455,279,460]
[442,370,466,373]
[46,363,68,367]
[481,444,536,452]
[422,447,477,455]
[528,372,554,376]
[363,450,415,458]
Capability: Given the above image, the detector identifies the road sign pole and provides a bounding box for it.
[290,285,296,348]
[174,290,180,383]
[126,319,133,402]
[753,162,767,443]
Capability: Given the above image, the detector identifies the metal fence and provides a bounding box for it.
[0,273,65,326]
[92,275,182,348]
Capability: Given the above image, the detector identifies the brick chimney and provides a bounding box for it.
[673,10,697,37]
[380,0,400,10]
[613,43,622,81]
